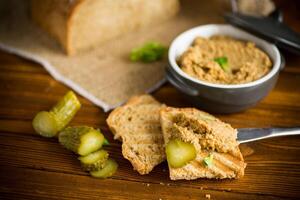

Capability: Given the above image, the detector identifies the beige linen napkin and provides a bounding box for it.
[0,0,223,111]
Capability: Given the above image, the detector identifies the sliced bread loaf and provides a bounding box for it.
[107,95,165,175]
[30,0,180,55]
[160,107,246,180]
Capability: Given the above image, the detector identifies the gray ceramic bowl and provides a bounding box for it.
[167,24,284,114]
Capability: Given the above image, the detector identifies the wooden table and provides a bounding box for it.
[1,2,300,200]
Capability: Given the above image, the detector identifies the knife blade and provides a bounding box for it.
[237,127,300,144]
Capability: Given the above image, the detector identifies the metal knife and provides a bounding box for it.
[237,127,300,143]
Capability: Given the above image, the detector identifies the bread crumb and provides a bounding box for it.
[146,183,150,187]
[159,182,165,185]
[205,194,211,199]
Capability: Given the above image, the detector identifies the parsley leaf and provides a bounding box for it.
[214,57,229,72]
[130,42,167,62]
[203,154,214,167]
[103,138,110,146]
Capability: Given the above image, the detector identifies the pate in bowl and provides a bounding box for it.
[167,24,283,113]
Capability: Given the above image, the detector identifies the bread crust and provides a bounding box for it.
[65,0,84,55]
[30,0,81,54]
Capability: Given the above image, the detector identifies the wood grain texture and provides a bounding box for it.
[0,1,300,199]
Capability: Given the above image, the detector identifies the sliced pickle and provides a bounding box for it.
[165,139,196,168]
[79,150,109,171]
[58,126,105,156]
[90,158,118,179]
[50,91,81,131]
[32,91,81,137]
[32,111,59,138]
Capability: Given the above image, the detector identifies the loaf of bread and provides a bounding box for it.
[30,0,180,55]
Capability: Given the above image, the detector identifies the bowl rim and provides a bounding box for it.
[168,24,281,89]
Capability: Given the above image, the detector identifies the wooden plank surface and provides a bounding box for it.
[1,1,300,199]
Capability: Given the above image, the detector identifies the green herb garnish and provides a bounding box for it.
[214,57,229,72]
[103,138,110,146]
[130,42,167,62]
[203,154,214,167]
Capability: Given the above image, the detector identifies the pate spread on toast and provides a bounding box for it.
[160,107,246,180]
[107,95,246,179]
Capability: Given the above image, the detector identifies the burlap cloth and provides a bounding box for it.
[0,0,225,111]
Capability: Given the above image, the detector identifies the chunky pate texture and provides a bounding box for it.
[178,35,272,84]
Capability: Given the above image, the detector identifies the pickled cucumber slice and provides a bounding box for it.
[58,126,105,156]
[50,91,81,131]
[32,91,81,137]
[32,111,59,138]
[165,139,196,168]
[79,150,109,171]
[90,158,118,179]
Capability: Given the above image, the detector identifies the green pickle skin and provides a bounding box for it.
[32,91,81,137]
[58,126,105,156]
[51,91,81,131]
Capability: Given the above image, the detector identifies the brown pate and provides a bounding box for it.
[178,35,272,84]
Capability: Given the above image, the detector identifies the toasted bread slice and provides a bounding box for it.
[160,107,246,180]
[107,95,165,175]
